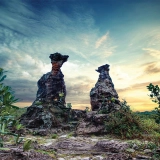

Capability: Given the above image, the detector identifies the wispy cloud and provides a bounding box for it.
[95,32,109,49]
[143,62,160,74]
[116,80,160,111]
[143,48,160,59]
[1,0,160,111]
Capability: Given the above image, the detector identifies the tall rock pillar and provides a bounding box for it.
[90,64,121,112]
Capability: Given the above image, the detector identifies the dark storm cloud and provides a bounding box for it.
[4,79,37,102]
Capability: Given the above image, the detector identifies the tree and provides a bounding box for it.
[147,83,160,123]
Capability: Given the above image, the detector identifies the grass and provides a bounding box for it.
[51,134,58,139]
[34,149,56,159]
[67,132,73,138]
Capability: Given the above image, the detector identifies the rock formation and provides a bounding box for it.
[20,52,71,129]
[90,64,121,112]
[36,52,69,104]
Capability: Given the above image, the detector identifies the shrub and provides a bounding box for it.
[105,99,142,139]
[140,118,160,134]
[0,68,19,116]
[0,68,23,146]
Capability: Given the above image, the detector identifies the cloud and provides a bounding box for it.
[0,0,36,37]
[0,1,116,70]
[4,79,37,102]
[117,80,160,95]
[2,0,159,111]
[143,48,160,59]
[138,59,160,76]
[116,80,160,111]
[143,62,160,74]
[95,32,109,49]
[0,54,10,67]
[0,50,51,81]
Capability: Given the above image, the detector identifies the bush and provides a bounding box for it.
[0,68,19,116]
[140,118,160,134]
[0,68,23,146]
[105,99,143,139]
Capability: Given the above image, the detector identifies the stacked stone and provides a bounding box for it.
[90,64,121,112]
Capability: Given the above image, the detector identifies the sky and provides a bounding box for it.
[0,0,160,111]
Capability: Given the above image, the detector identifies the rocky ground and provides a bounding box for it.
[1,130,160,160]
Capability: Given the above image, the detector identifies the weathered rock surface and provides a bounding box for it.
[70,109,86,121]
[94,140,129,152]
[20,52,71,129]
[76,111,109,135]
[36,52,69,104]
[0,148,55,160]
[90,64,121,112]
[76,120,105,135]
[20,103,85,130]
[20,105,59,129]
[48,137,132,158]
[1,135,159,160]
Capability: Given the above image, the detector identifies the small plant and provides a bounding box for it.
[85,107,90,112]
[111,97,116,103]
[51,134,58,139]
[23,139,32,152]
[67,132,73,138]
[67,103,72,109]
[34,101,43,106]
[0,115,24,145]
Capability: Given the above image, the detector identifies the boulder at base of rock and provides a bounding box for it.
[76,111,109,135]
[20,105,59,129]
